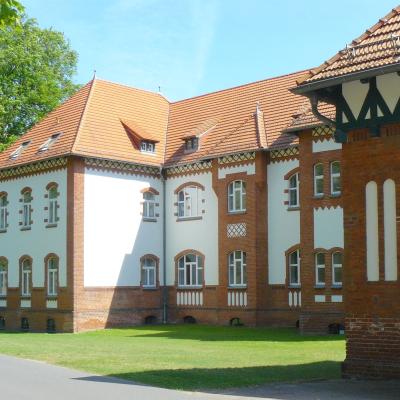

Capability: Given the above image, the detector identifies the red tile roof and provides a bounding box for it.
[297,6,400,86]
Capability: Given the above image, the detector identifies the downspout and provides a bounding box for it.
[309,93,335,127]
[161,167,168,324]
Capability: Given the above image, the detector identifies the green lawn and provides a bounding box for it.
[0,325,345,390]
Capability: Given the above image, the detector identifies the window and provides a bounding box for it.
[228,180,246,213]
[39,133,61,152]
[0,193,7,231]
[289,249,300,286]
[332,252,343,286]
[143,192,156,219]
[141,256,157,288]
[288,173,299,207]
[10,140,30,160]
[47,257,58,296]
[184,137,199,152]
[228,250,247,287]
[140,141,155,153]
[21,189,32,229]
[315,253,325,286]
[0,259,7,296]
[178,186,199,218]
[47,185,59,225]
[331,161,341,195]
[314,164,324,196]
[21,258,32,296]
[178,253,203,287]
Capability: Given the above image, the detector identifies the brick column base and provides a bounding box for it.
[342,359,400,379]
[300,311,344,335]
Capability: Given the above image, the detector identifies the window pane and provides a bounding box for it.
[315,164,323,175]
[316,253,325,265]
[234,191,241,210]
[186,254,196,263]
[242,191,246,210]
[228,183,233,195]
[178,268,184,286]
[197,267,203,286]
[315,177,324,194]
[228,195,234,211]
[229,265,234,286]
[235,261,242,284]
[186,264,191,285]
[333,252,342,265]
[290,251,298,265]
[332,176,341,193]
[331,162,340,174]
[289,189,297,206]
[149,269,155,286]
[317,267,325,283]
[290,265,298,284]
[234,181,241,189]
[289,175,297,188]
[178,203,184,217]
[334,267,342,284]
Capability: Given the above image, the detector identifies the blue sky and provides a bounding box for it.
[24,0,398,101]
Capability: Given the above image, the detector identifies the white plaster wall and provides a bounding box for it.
[165,172,218,286]
[313,207,344,249]
[342,80,369,119]
[84,169,163,287]
[312,138,342,153]
[267,159,300,284]
[0,169,67,288]
[218,163,255,179]
[377,73,400,114]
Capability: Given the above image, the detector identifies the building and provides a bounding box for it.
[294,6,400,379]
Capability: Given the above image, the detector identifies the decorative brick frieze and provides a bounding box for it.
[218,152,256,165]
[165,160,212,177]
[270,146,299,163]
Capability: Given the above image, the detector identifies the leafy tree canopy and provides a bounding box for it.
[0,0,24,27]
[0,16,79,145]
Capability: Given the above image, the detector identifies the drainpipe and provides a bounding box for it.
[161,167,168,324]
[309,93,335,128]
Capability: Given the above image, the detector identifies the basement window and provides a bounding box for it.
[39,133,61,152]
[140,141,155,153]
[9,141,31,160]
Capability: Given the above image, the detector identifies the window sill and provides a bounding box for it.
[331,284,342,289]
[142,286,158,290]
[288,284,301,289]
[142,218,157,223]
[330,193,341,198]
[176,216,202,222]
[228,285,247,290]
[46,223,58,229]
[287,206,300,211]
[177,286,203,290]
[20,226,31,231]
[46,295,58,299]
[20,295,31,299]
[313,194,324,199]
[227,210,247,215]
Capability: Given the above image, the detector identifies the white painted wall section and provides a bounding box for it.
[268,159,300,284]
[366,181,380,281]
[377,73,400,114]
[312,138,342,153]
[0,169,67,288]
[314,207,344,249]
[84,169,163,287]
[165,172,218,286]
[342,80,369,119]
[218,163,255,179]
[383,179,397,281]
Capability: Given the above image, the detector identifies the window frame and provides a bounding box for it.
[332,251,343,286]
[288,173,299,208]
[47,184,59,226]
[330,161,341,196]
[141,255,158,288]
[143,192,156,219]
[184,137,199,152]
[0,258,8,297]
[227,180,247,213]
[46,256,59,297]
[314,163,324,197]
[315,252,326,286]
[21,189,33,229]
[140,141,155,153]
[288,249,300,287]
[0,193,8,232]
[177,186,199,219]
[20,257,32,297]
[228,250,247,287]
[177,253,203,288]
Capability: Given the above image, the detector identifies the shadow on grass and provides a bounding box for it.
[73,361,341,391]
[123,325,345,342]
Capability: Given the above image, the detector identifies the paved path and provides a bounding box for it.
[0,354,399,400]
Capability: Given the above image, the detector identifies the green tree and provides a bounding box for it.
[0,0,24,27]
[0,17,79,145]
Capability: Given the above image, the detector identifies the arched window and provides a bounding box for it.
[228,180,246,212]
[228,250,247,287]
[178,186,199,218]
[141,256,157,288]
[47,256,58,296]
[21,188,33,229]
[0,193,8,231]
[315,252,325,286]
[330,161,341,195]
[47,184,59,225]
[314,163,324,196]
[332,252,343,286]
[289,249,300,286]
[177,253,203,287]
[288,173,299,207]
[0,258,7,296]
[21,258,32,296]
[143,192,156,219]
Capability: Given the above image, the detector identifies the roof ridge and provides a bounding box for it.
[71,79,96,153]
[298,6,400,85]
[171,69,312,105]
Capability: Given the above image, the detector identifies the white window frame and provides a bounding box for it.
[185,137,199,152]
[39,133,61,152]
[332,252,343,286]
[288,173,299,208]
[21,259,32,297]
[177,186,199,218]
[48,186,58,225]
[228,180,246,213]
[47,257,58,296]
[314,163,324,197]
[178,254,203,287]
[0,194,7,231]
[22,191,32,228]
[10,140,30,160]
[228,250,247,287]
[330,161,341,195]
[143,192,156,219]
[141,257,156,288]
[315,252,325,286]
[140,141,155,153]
[289,249,300,286]
[0,261,7,296]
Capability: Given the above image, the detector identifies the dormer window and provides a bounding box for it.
[39,133,61,152]
[184,137,199,152]
[10,141,30,160]
[140,141,155,153]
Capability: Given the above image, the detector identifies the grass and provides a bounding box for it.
[0,325,345,390]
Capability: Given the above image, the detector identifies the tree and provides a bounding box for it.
[0,0,24,27]
[0,17,79,144]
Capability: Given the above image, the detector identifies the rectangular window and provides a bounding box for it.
[314,164,324,196]
[288,174,299,207]
[0,195,7,230]
[332,252,343,285]
[47,258,58,296]
[178,254,203,287]
[178,187,199,218]
[228,181,246,212]
[141,257,156,288]
[185,137,199,152]
[331,161,341,195]
[315,253,325,286]
[21,191,32,228]
[0,265,7,296]
[140,141,155,153]
[143,192,156,219]
[228,251,247,286]
[289,249,300,286]
[22,265,31,296]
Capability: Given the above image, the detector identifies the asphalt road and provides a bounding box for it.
[0,354,399,400]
